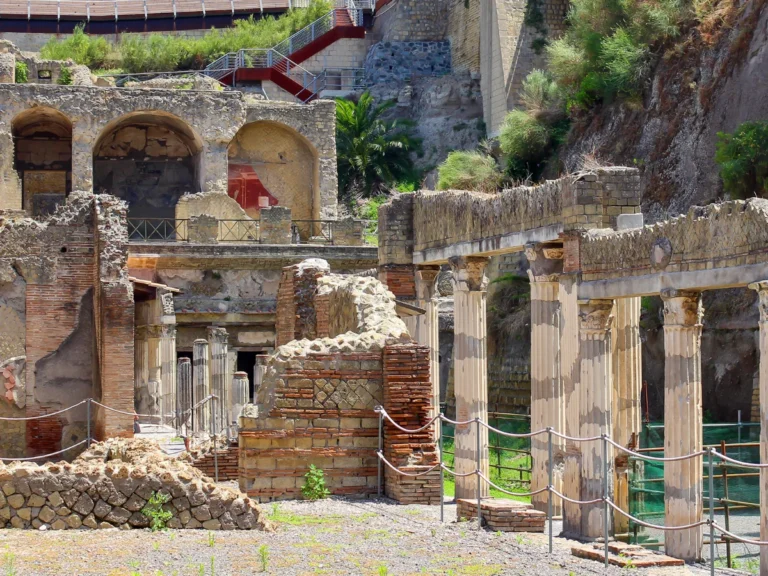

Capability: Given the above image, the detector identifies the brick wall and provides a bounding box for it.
[193,444,240,481]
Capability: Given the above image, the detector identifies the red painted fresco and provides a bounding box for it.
[227,164,279,216]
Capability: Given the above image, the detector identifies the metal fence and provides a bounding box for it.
[218,218,261,242]
[128,218,188,241]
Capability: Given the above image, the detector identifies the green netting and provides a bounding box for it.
[628,422,760,543]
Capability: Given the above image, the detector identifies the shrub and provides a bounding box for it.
[57,67,73,85]
[40,24,110,68]
[141,491,173,531]
[437,151,503,192]
[546,39,588,91]
[301,464,331,500]
[600,28,649,96]
[715,121,768,199]
[14,62,27,84]
[519,69,561,113]
[499,110,551,165]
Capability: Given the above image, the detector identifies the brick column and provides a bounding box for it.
[193,338,210,433]
[414,266,441,439]
[160,325,176,427]
[612,296,642,533]
[208,327,230,435]
[749,282,768,576]
[449,255,490,500]
[661,289,703,562]
[578,299,614,539]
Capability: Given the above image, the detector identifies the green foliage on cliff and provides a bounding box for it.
[715,121,768,199]
[40,1,331,72]
[437,150,503,192]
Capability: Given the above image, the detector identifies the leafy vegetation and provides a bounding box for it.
[40,1,331,72]
[14,62,27,84]
[715,121,768,199]
[141,491,174,531]
[57,67,73,85]
[437,150,503,192]
[335,92,420,201]
[546,0,687,110]
[301,464,331,500]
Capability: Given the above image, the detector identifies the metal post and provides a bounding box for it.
[476,418,482,530]
[212,396,219,483]
[721,440,732,567]
[603,434,609,568]
[548,427,553,555]
[86,399,91,448]
[439,414,444,523]
[708,448,715,576]
[377,409,383,497]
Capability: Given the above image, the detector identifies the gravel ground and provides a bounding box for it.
[0,495,721,576]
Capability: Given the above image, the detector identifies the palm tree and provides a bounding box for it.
[335,92,419,200]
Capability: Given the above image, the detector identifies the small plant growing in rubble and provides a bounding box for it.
[301,464,330,500]
[141,491,173,531]
[14,63,27,84]
[258,544,269,572]
[57,67,72,85]
[377,565,389,576]
[208,531,216,547]
[4,552,16,576]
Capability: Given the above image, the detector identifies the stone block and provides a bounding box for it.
[260,206,292,245]
[188,214,218,244]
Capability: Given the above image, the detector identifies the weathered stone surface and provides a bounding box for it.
[73,493,95,516]
[38,506,55,523]
[7,494,24,509]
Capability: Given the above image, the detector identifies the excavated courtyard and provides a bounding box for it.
[0,496,709,576]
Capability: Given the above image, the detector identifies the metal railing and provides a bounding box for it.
[218,218,261,242]
[128,218,188,241]
[291,219,334,244]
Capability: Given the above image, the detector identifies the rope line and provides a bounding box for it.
[477,472,548,498]
[607,438,707,462]
[0,439,89,461]
[712,450,768,469]
[0,399,88,421]
[375,451,442,477]
[550,430,603,443]
[374,409,441,434]
[606,499,708,531]
[477,420,547,439]
[712,523,768,546]
[548,487,604,506]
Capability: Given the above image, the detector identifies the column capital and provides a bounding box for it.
[660,289,702,327]
[578,299,614,332]
[448,256,489,292]
[526,242,564,282]
[135,325,147,340]
[159,324,176,339]
[146,325,164,339]
[415,265,441,301]
[207,326,229,344]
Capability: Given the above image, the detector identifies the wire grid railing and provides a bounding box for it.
[291,219,334,244]
[128,218,189,241]
[0,395,223,481]
[218,218,261,242]
[374,407,768,575]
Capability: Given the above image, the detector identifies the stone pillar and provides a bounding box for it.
[612,297,642,533]
[177,357,192,434]
[145,325,163,423]
[134,326,148,413]
[449,255,490,500]
[208,326,230,435]
[71,123,94,192]
[527,243,564,515]
[159,325,176,428]
[188,214,218,243]
[749,282,768,576]
[260,206,292,244]
[578,299,614,539]
[661,288,703,562]
[193,339,210,433]
[559,273,582,537]
[0,53,15,83]
[231,371,250,427]
[415,266,441,439]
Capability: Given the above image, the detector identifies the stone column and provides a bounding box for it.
[578,299,614,539]
[134,326,148,413]
[527,243,564,514]
[661,289,703,562]
[159,325,177,428]
[612,297,642,533]
[208,326,230,435]
[231,371,250,427]
[749,282,768,576]
[71,123,94,192]
[145,325,163,423]
[415,266,441,439]
[559,273,582,537]
[177,357,192,435]
[449,255,490,500]
[193,339,210,433]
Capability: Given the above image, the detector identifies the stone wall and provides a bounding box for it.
[372,0,449,42]
[0,439,270,531]
[447,0,481,74]
[364,41,451,84]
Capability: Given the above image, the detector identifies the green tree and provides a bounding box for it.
[335,92,419,200]
[715,121,768,198]
[437,150,502,192]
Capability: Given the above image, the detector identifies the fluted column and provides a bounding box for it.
[579,299,614,539]
[449,255,490,500]
[612,297,642,533]
[559,273,582,537]
[661,288,703,562]
[749,282,768,576]
[134,326,148,413]
[193,339,210,433]
[208,326,230,435]
[159,325,177,428]
[146,325,163,423]
[177,357,192,434]
[415,266,441,439]
[231,371,250,427]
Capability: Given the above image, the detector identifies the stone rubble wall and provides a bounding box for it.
[0,439,270,531]
[578,198,768,282]
[364,41,452,85]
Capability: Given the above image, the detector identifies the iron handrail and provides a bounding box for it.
[128,218,189,242]
[217,218,261,242]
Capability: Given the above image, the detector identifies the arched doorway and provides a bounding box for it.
[12,107,72,217]
[227,121,318,221]
[93,112,202,220]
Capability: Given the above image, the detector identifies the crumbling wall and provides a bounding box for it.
[0,438,270,531]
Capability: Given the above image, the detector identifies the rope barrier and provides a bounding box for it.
[374,408,442,434]
[712,450,768,469]
[0,399,88,421]
[606,437,707,462]
[712,523,768,546]
[548,487,604,507]
[477,471,548,498]
[0,438,89,461]
[477,419,547,439]
[550,430,603,442]
[375,451,442,477]
[439,466,477,478]
[606,499,709,531]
